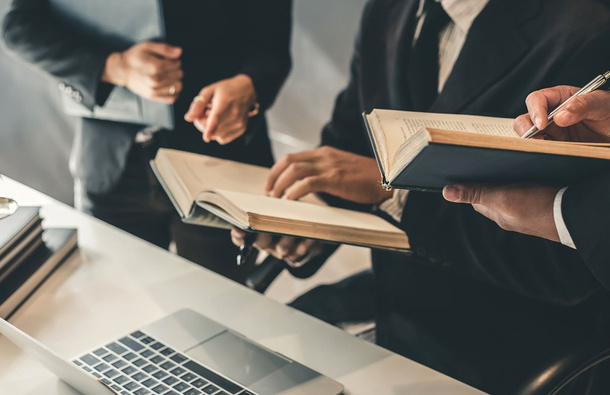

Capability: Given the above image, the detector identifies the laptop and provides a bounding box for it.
[0,309,344,395]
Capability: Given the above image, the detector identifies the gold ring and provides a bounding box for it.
[169,85,176,96]
[193,95,206,104]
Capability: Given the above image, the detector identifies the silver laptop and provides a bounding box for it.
[0,309,344,395]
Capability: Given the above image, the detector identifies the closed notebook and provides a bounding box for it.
[49,0,173,129]
[0,228,78,319]
[0,206,41,268]
[363,109,610,191]
[151,149,410,252]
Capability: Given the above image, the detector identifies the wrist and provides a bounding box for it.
[101,52,126,87]
[234,74,257,105]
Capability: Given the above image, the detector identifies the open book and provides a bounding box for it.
[363,109,610,191]
[151,149,410,252]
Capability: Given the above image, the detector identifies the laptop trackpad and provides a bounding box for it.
[185,331,289,387]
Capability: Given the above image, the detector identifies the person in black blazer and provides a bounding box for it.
[234,0,610,392]
[1,0,292,282]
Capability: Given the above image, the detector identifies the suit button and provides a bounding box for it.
[72,92,83,103]
[416,246,427,257]
[58,83,66,92]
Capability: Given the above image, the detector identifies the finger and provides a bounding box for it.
[287,239,318,262]
[215,126,246,145]
[140,54,182,76]
[271,161,316,198]
[525,86,580,130]
[152,81,183,98]
[231,228,246,247]
[265,151,318,192]
[208,110,247,144]
[443,184,486,205]
[185,86,215,122]
[204,96,232,141]
[513,114,535,137]
[148,69,184,89]
[273,237,298,259]
[554,90,610,127]
[253,233,275,251]
[142,42,183,59]
[283,176,328,201]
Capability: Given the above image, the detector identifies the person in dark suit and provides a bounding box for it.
[1,0,292,282]
[234,0,610,392]
[444,85,610,292]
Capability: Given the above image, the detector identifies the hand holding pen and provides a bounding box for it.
[521,71,610,139]
[514,81,610,143]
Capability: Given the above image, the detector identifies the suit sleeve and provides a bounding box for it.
[237,0,293,111]
[1,0,113,110]
[562,173,610,292]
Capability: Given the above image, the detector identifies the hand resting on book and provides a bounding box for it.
[265,146,393,204]
[246,146,392,262]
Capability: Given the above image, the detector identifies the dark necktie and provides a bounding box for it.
[406,0,451,111]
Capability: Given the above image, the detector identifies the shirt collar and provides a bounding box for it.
[417,0,490,33]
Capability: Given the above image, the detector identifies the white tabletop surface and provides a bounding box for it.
[0,178,484,395]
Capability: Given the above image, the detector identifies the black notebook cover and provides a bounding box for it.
[0,228,78,319]
[391,143,610,192]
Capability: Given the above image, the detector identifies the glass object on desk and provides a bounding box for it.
[0,174,18,219]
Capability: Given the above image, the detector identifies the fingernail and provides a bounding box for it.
[443,185,462,202]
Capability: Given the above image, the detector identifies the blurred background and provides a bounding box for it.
[0,0,368,205]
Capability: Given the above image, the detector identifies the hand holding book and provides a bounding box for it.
[444,85,610,244]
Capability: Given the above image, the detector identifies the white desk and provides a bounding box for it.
[0,179,484,395]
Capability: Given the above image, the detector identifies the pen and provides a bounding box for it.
[237,232,257,266]
[522,71,610,139]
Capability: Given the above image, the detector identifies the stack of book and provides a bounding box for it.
[0,206,78,319]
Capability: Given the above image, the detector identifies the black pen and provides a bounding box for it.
[237,232,257,266]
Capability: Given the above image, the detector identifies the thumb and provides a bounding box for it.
[443,184,485,205]
[554,90,610,127]
[143,42,182,59]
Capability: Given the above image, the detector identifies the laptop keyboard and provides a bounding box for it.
[73,330,256,395]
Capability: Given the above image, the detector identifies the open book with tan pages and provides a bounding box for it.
[151,149,410,252]
[363,109,610,191]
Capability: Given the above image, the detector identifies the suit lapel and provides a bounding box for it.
[430,0,542,114]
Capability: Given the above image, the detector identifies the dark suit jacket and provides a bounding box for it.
[323,0,610,305]
[320,0,610,391]
[1,0,292,194]
[563,174,610,291]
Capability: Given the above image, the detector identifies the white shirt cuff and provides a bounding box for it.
[378,189,410,223]
[553,187,576,249]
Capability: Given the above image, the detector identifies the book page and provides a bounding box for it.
[210,189,405,235]
[370,110,517,177]
[156,149,325,207]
